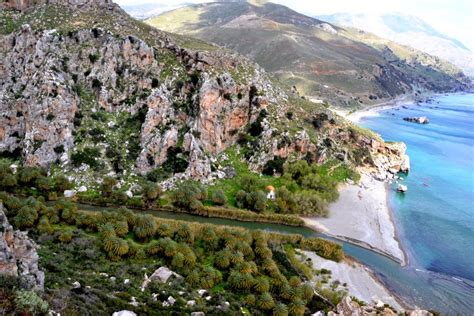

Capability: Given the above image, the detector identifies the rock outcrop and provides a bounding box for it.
[0,203,44,291]
[328,296,433,316]
[403,116,430,124]
[0,0,115,11]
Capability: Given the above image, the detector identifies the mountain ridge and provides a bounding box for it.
[146,1,470,109]
[318,12,474,76]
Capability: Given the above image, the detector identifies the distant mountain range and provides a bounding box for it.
[144,1,470,108]
[318,13,474,76]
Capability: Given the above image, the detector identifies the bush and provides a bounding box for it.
[172,181,207,210]
[101,177,117,197]
[70,147,101,168]
[14,290,49,315]
[293,191,328,217]
[211,189,227,206]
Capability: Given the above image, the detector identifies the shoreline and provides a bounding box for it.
[302,174,407,266]
[303,250,409,311]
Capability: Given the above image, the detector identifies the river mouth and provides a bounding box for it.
[77,201,474,314]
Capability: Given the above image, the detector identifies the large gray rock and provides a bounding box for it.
[0,203,44,291]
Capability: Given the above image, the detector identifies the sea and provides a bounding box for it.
[358,93,474,314]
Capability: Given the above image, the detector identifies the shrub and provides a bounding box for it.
[101,177,117,197]
[14,206,38,229]
[142,182,162,203]
[0,173,17,191]
[293,191,328,217]
[70,147,101,168]
[133,214,157,240]
[58,231,73,243]
[211,189,227,206]
[14,290,48,315]
[172,181,207,210]
[54,175,72,192]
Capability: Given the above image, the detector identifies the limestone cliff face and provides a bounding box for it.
[0,203,44,291]
[0,19,269,181]
[0,0,407,185]
[1,0,114,11]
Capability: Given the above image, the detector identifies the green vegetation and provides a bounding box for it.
[205,149,359,217]
[0,186,345,314]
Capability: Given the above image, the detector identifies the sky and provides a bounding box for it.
[115,0,474,51]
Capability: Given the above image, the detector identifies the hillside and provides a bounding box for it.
[0,0,408,186]
[146,1,470,108]
[0,1,420,315]
[318,13,474,76]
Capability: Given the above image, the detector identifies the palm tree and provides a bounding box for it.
[288,299,305,316]
[257,292,275,310]
[156,223,173,238]
[229,251,244,265]
[300,283,314,302]
[186,270,200,287]
[118,207,137,227]
[37,216,53,235]
[245,294,256,306]
[289,276,301,288]
[199,226,218,250]
[114,221,129,237]
[176,223,194,244]
[133,214,157,240]
[273,303,289,316]
[215,249,231,269]
[145,240,162,256]
[172,252,185,269]
[254,277,270,293]
[103,236,129,258]
[99,223,116,239]
[14,206,38,229]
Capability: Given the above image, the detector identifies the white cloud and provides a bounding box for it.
[115,0,474,50]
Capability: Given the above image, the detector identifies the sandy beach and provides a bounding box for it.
[303,174,406,265]
[333,93,416,123]
[303,250,405,311]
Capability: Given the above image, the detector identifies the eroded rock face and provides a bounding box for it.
[0,0,114,11]
[0,22,269,181]
[328,296,433,316]
[0,203,44,291]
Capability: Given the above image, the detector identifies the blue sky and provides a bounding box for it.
[115,0,474,51]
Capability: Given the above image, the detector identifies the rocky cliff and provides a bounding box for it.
[0,203,44,291]
[0,0,406,185]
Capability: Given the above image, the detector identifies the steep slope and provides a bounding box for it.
[146,1,470,108]
[0,0,407,188]
[318,13,474,76]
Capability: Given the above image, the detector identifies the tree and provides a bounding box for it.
[172,181,207,210]
[211,189,227,206]
[54,175,72,192]
[37,216,53,235]
[288,299,305,316]
[142,182,162,204]
[101,177,117,197]
[35,176,53,193]
[0,173,17,191]
[215,249,232,269]
[273,303,289,316]
[274,186,296,214]
[133,214,157,240]
[254,277,270,293]
[294,191,328,217]
[17,167,43,186]
[14,206,38,229]
[114,221,129,237]
[257,292,275,310]
[171,252,185,269]
[284,160,310,183]
[199,226,219,250]
[176,223,194,244]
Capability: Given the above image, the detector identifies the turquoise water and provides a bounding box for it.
[360,93,474,314]
[79,96,474,313]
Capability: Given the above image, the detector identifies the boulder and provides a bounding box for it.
[403,116,429,124]
[112,311,137,316]
[77,186,87,192]
[149,267,182,283]
[64,190,77,198]
[397,184,408,193]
